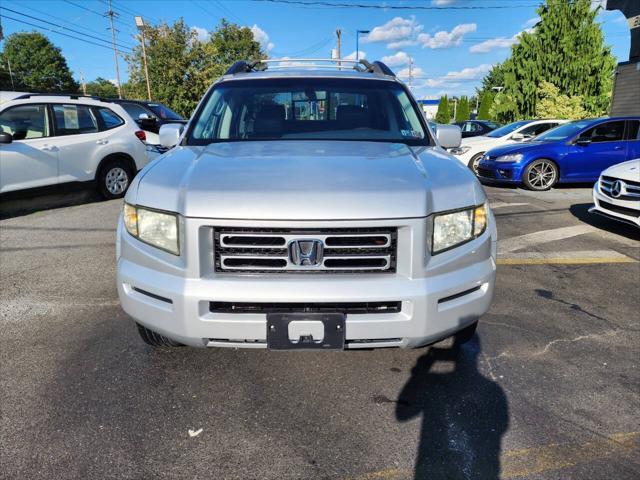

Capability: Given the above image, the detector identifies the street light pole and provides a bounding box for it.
[135,16,152,100]
[356,29,369,62]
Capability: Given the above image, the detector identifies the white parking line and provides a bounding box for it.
[498,225,595,254]
[490,202,531,209]
[497,250,637,265]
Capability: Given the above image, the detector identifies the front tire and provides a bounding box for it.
[136,323,183,347]
[454,321,478,344]
[98,158,132,199]
[467,152,485,175]
[522,159,558,191]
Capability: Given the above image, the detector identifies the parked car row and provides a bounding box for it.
[0,93,186,198]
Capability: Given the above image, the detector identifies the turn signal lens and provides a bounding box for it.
[124,203,138,236]
[473,204,487,237]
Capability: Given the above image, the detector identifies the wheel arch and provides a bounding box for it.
[95,152,137,181]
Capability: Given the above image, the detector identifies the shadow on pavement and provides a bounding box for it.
[570,203,640,241]
[0,184,103,219]
[397,336,508,480]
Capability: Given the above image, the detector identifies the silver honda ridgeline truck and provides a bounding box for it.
[116,59,497,350]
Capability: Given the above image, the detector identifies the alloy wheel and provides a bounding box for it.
[527,161,556,190]
[105,167,129,195]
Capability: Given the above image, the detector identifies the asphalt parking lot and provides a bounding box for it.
[1,185,639,480]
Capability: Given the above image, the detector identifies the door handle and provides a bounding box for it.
[96,139,109,145]
[613,146,623,150]
[40,145,55,151]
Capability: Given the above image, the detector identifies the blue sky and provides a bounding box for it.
[0,0,632,99]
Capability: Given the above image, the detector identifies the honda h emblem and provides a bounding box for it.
[289,239,324,266]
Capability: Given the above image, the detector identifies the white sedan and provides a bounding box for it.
[590,159,640,227]
[449,119,568,173]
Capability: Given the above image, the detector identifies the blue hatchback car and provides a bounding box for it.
[477,117,640,190]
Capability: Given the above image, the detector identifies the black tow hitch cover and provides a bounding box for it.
[266,313,346,350]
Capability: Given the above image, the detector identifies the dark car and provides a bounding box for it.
[102,98,187,134]
[454,120,501,138]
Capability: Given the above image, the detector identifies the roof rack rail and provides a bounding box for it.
[14,93,102,100]
[224,58,396,77]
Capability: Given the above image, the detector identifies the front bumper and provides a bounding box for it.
[476,159,524,184]
[590,182,640,228]
[117,216,497,349]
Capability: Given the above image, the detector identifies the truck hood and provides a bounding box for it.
[131,141,485,220]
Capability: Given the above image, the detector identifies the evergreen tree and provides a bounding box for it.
[477,92,494,120]
[499,0,615,119]
[456,96,470,121]
[435,95,450,124]
[83,77,118,98]
[0,32,78,92]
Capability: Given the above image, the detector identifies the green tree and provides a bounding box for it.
[455,96,470,121]
[125,18,265,117]
[535,81,589,119]
[0,32,78,92]
[489,91,518,123]
[498,0,615,119]
[476,63,505,99]
[435,95,450,124]
[477,92,494,120]
[83,77,118,97]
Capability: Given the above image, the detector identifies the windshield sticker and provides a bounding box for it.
[401,129,422,138]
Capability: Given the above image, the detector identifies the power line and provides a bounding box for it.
[63,0,137,35]
[250,0,542,9]
[0,6,133,51]
[0,12,131,52]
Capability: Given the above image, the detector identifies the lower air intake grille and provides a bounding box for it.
[210,301,402,314]
[213,227,397,274]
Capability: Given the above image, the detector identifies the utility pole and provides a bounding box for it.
[135,16,152,100]
[80,72,87,95]
[408,56,413,89]
[0,17,15,90]
[335,29,341,60]
[105,0,122,98]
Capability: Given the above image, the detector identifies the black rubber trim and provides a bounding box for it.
[438,285,482,304]
[132,287,173,304]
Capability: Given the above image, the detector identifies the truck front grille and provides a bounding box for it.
[213,227,397,274]
[210,301,401,314]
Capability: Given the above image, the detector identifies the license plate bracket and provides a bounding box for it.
[266,313,345,350]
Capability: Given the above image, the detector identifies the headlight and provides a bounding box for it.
[495,153,523,163]
[432,204,487,254]
[449,146,471,155]
[123,203,180,255]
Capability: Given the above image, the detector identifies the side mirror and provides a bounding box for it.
[436,124,462,149]
[159,123,184,148]
[138,113,150,120]
[0,132,13,144]
[511,133,526,141]
[576,138,591,147]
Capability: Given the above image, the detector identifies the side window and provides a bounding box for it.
[626,120,640,141]
[97,108,124,130]
[52,104,98,136]
[579,121,625,143]
[0,104,50,140]
[520,122,555,137]
[121,103,150,120]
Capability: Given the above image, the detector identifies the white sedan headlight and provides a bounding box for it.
[124,203,180,255]
[495,153,523,163]
[432,204,487,254]
[449,146,471,155]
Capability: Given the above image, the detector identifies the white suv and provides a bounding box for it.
[0,94,149,198]
[117,59,497,350]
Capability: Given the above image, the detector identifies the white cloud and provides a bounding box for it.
[192,26,209,42]
[469,34,519,53]
[417,23,476,49]
[432,0,457,5]
[381,51,411,67]
[251,24,274,52]
[523,16,540,28]
[364,16,423,47]
[344,50,366,60]
[396,66,425,79]
[415,64,492,89]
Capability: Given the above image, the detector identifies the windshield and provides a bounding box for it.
[187,78,430,146]
[148,103,183,121]
[486,120,532,138]
[534,120,592,142]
